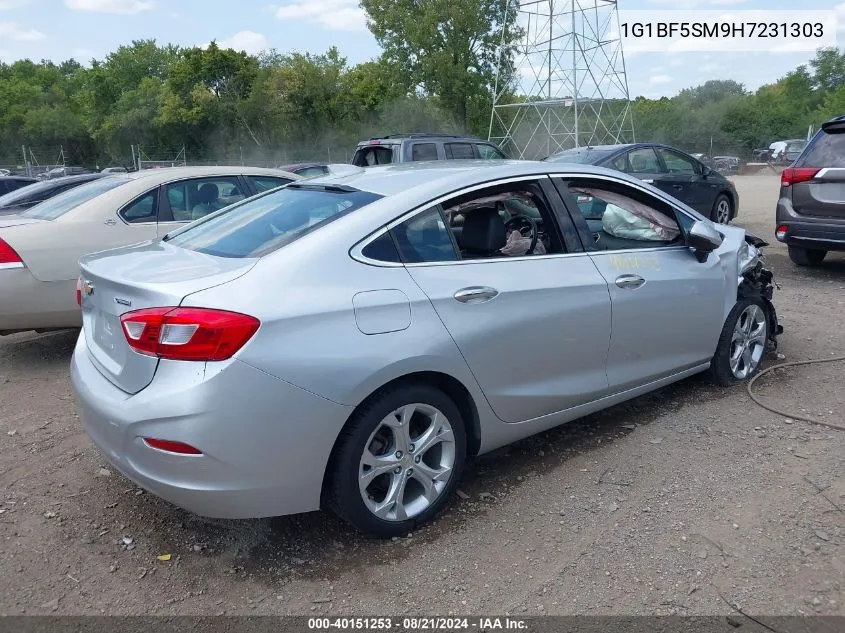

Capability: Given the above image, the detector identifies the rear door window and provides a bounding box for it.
[411,143,439,161]
[445,143,476,159]
[796,131,845,168]
[119,189,159,224]
[165,185,383,258]
[248,176,294,192]
[391,207,457,263]
[627,148,663,173]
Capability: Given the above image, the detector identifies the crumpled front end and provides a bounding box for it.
[737,231,783,351]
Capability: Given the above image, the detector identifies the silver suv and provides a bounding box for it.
[351,134,507,166]
[776,116,845,266]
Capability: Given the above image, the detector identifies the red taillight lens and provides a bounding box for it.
[776,225,788,241]
[76,276,83,307]
[0,238,24,269]
[120,307,260,361]
[781,167,820,187]
[143,438,202,455]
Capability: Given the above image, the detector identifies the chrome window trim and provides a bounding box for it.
[350,172,696,268]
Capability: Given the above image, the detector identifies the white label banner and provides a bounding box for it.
[616,10,837,53]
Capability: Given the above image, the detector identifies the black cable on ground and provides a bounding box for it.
[746,356,845,432]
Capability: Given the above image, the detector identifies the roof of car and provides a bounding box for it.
[303,160,630,197]
[0,175,36,182]
[357,134,489,146]
[278,163,322,170]
[121,166,300,182]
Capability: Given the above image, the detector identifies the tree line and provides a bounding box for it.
[0,0,843,167]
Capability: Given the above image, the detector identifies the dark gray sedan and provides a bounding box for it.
[545,143,740,224]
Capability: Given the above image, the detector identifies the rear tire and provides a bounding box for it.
[788,245,827,267]
[710,194,732,225]
[710,298,769,386]
[326,383,466,538]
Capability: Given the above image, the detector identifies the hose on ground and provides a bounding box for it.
[746,356,845,432]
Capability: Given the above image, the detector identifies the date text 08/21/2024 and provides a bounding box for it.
[307,617,528,631]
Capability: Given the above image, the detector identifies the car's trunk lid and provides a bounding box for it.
[792,168,845,218]
[79,241,257,394]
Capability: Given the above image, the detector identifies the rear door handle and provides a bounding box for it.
[454,286,499,304]
[615,274,646,290]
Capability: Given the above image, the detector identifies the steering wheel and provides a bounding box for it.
[503,213,539,255]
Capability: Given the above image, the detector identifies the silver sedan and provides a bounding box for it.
[70,161,781,537]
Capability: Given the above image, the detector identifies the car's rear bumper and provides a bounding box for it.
[775,197,845,251]
[0,269,80,333]
[70,330,353,519]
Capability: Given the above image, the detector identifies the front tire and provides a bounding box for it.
[710,194,732,225]
[710,299,769,386]
[326,383,466,537]
[788,245,827,267]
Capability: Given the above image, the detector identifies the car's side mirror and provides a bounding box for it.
[688,220,723,262]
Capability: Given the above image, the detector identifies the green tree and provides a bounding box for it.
[360,0,522,131]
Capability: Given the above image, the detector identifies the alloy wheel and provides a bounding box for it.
[715,199,731,224]
[358,403,456,522]
[729,304,767,379]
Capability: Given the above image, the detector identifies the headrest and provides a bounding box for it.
[460,206,506,254]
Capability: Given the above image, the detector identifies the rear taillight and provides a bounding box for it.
[0,238,23,269]
[776,225,788,241]
[781,167,820,187]
[120,307,259,361]
[76,276,83,306]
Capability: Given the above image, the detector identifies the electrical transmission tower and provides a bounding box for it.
[489,0,635,160]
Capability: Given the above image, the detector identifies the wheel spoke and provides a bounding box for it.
[741,345,753,371]
[381,406,413,454]
[410,467,441,505]
[372,473,408,521]
[415,460,452,486]
[359,451,399,493]
[413,413,454,457]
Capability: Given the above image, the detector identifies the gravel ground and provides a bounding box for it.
[1,174,843,617]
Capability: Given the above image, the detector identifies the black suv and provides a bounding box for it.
[351,134,507,167]
[776,116,845,266]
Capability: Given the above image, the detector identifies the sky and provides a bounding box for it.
[0,0,842,99]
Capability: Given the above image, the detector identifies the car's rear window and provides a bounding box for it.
[21,176,130,220]
[795,131,845,168]
[165,184,383,258]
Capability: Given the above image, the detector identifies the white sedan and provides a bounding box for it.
[0,166,300,335]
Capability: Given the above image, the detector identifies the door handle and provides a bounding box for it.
[672,184,684,190]
[615,274,646,290]
[104,218,116,226]
[454,286,499,304]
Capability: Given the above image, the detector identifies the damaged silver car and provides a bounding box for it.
[72,161,780,537]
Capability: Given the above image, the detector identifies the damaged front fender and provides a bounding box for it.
[739,261,783,351]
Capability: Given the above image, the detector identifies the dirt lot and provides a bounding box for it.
[1,174,844,617]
